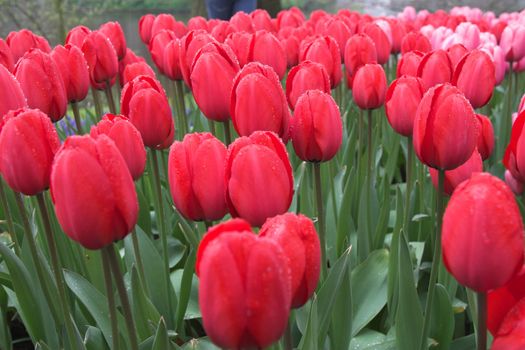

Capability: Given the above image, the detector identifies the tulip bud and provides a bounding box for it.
[81,31,119,88]
[442,173,524,292]
[446,43,468,69]
[385,75,425,137]
[401,31,431,54]
[363,22,391,64]
[149,30,178,75]
[168,132,228,222]
[65,25,91,48]
[396,50,424,78]
[387,18,406,54]
[225,32,252,68]
[251,9,276,32]
[500,24,525,62]
[6,29,51,63]
[225,131,293,227]
[190,42,240,122]
[197,219,291,349]
[290,90,342,162]
[90,114,146,181]
[51,135,138,250]
[505,170,524,195]
[99,21,127,60]
[452,49,495,108]
[259,213,320,308]
[180,30,216,87]
[286,61,330,110]
[248,30,287,80]
[429,148,483,195]
[230,11,254,33]
[344,33,377,88]
[231,62,290,139]
[0,108,60,195]
[491,297,525,350]
[188,16,209,32]
[0,39,14,73]
[138,14,155,45]
[278,28,300,68]
[14,49,68,122]
[150,14,187,40]
[299,35,342,88]
[417,50,453,91]
[121,62,156,87]
[504,110,525,182]
[51,44,90,103]
[475,114,494,160]
[352,63,387,110]
[118,48,147,87]
[0,64,27,118]
[163,39,182,80]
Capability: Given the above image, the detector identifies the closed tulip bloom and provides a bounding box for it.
[0,108,60,195]
[299,35,342,88]
[225,131,293,227]
[249,30,287,80]
[81,31,119,88]
[363,22,391,64]
[488,265,525,335]
[138,14,155,45]
[121,76,174,149]
[90,114,146,181]
[99,21,127,60]
[0,39,14,72]
[188,16,209,32]
[50,135,138,250]
[277,8,305,30]
[197,220,291,350]
[396,50,424,78]
[475,114,494,160]
[385,75,424,137]
[122,62,156,87]
[447,43,468,69]
[318,17,352,60]
[442,172,524,292]
[413,83,478,170]
[162,39,182,80]
[0,65,27,118]
[277,28,300,68]
[230,11,254,33]
[400,31,431,54]
[210,20,236,43]
[286,60,330,109]
[388,18,406,54]
[14,49,67,122]
[148,30,177,75]
[191,42,240,122]
[150,14,187,40]
[452,49,495,108]
[417,50,453,91]
[504,111,525,182]
[492,297,525,350]
[500,24,525,62]
[352,63,387,110]
[429,148,483,195]
[344,33,377,88]
[259,213,320,308]
[251,9,276,32]
[505,170,524,195]
[168,133,227,222]
[7,29,51,63]
[180,30,216,87]
[225,32,252,68]
[51,44,90,103]
[118,48,147,87]
[231,62,290,140]
[290,90,342,162]
[65,25,91,48]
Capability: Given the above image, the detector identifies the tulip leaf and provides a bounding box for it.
[175,249,196,332]
[351,249,389,336]
[387,187,403,323]
[130,266,161,341]
[298,294,318,350]
[330,265,352,350]
[349,329,396,350]
[181,337,219,349]
[0,285,11,350]
[84,326,107,350]
[152,318,169,350]
[430,284,454,350]
[450,334,476,350]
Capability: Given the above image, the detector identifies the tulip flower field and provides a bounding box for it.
[2,3,525,350]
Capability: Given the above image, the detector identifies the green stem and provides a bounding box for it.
[208,119,216,135]
[418,169,445,350]
[367,109,374,251]
[92,88,103,118]
[404,137,414,235]
[204,221,213,231]
[131,228,149,297]
[174,80,188,136]
[14,193,60,324]
[0,180,19,255]
[367,109,373,186]
[477,292,487,350]
[223,120,232,145]
[283,320,293,350]
[357,108,363,179]
[104,245,139,350]
[71,101,83,134]
[36,193,79,350]
[105,82,117,114]
[101,249,120,350]
[313,162,327,277]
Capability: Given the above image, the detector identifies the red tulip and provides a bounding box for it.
[225,32,252,68]
[148,30,178,75]
[505,170,524,196]
[50,135,138,250]
[190,42,239,123]
[385,75,425,137]
[451,49,495,109]
[290,90,342,162]
[210,20,236,43]
[121,75,174,149]
[388,18,406,54]
[492,297,525,350]
[81,31,119,88]
[0,108,60,195]
[231,62,290,139]
[362,22,391,64]
[90,114,146,181]
[65,25,91,48]
[197,219,291,349]
[14,49,67,122]
[277,8,305,29]
[163,38,183,80]
[50,44,90,103]
[150,14,187,40]
[122,62,156,87]
[138,14,155,45]
[225,131,293,227]
[0,64,27,118]
[168,132,227,222]
[475,114,494,160]
[251,9,276,32]
[488,265,525,335]
[118,48,146,87]
[396,50,424,78]
[504,110,525,182]
[344,33,378,88]
[500,24,525,62]
[429,148,483,195]
[299,35,342,88]
[413,83,478,170]
[259,213,320,308]
[286,60,330,110]
[180,30,216,87]
[188,16,209,32]
[400,32,431,54]
[352,63,387,110]
[99,21,127,60]
[417,50,453,91]
[0,39,14,72]
[446,43,468,69]
[248,30,287,80]
[6,29,51,63]
[230,11,254,33]
[277,28,300,68]
[318,17,352,60]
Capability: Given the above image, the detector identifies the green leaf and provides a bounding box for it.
[152,318,169,350]
[298,295,318,350]
[351,249,389,336]
[450,334,476,350]
[430,284,455,350]
[349,329,396,350]
[387,188,403,324]
[130,266,161,341]
[175,249,196,331]
[330,266,352,350]
[84,326,107,350]
[0,285,11,350]
[182,337,220,350]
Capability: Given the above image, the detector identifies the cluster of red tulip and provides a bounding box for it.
[1,3,525,349]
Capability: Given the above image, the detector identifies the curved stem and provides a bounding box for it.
[0,180,19,255]
[104,245,139,350]
[223,120,232,145]
[313,162,327,277]
[71,101,83,134]
[418,169,445,350]
[36,193,79,350]
[105,82,117,114]
[101,249,120,350]
[477,292,487,350]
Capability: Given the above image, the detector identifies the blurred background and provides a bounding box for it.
[0,0,522,56]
